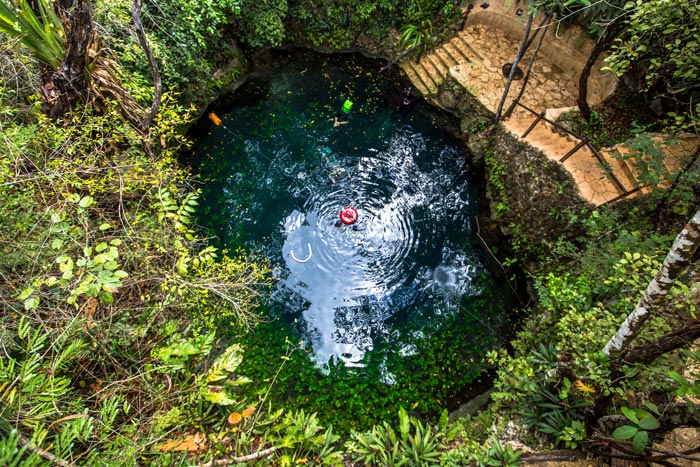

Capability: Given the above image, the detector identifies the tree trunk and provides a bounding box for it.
[620,320,700,365]
[577,21,624,121]
[40,0,92,118]
[603,209,700,358]
[132,0,162,131]
[494,12,534,123]
[503,15,550,119]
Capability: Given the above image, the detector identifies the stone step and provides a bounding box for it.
[425,51,450,77]
[435,47,460,68]
[563,151,625,205]
[503,116,643,205]
[660,152,683,176]
[443,39,475,65]
[399,64,431,96]
[597,135,698,196]
[510,131,576,159]
[403,20,686,206]
[503,116,542,138]
[602,148,646,193]
[420,55,448,86]
[413,61,441,93]
[455,32,485,61]
[507,116,576,151]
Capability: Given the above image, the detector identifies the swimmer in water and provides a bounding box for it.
[334,98,353,127]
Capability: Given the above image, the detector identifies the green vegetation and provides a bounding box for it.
[231,291,501,434]
[0,0,64,68]
[399,19,435,63]
[557,87,658,148]
[287,0,458,50]
[483,145,509,217]
[2,0,700,465]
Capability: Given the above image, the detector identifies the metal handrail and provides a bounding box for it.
[601,186,644,206]
[560,140,587,162]
[587,142,627,193]
[513,102,631,199]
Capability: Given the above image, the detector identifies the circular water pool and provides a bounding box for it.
[191,51,513,379]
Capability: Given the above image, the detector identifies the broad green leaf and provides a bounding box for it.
[229,376,252,386]
[100,290,114,304]
[17,287,34,301]
[78,196,94,208]
[613,425,638,440]
[668,370,686,384]
[206,344,245,382]
[201,386,237,405]
[643,401,660,417]
[632,430,648,453]
[637,416,660,430]
[621,406,639,424]
[24,296,40,311]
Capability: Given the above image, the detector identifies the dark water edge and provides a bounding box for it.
[183,47,525,431]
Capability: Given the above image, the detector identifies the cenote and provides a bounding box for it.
[189,50,516,430]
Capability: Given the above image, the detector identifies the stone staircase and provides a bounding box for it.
[399,26,694,206]
[501,110,695,205]
[502,114,636,206]
[400,31,484,96]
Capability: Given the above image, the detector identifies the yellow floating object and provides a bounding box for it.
[209,112,222,126]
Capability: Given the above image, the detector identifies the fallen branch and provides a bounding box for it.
[597,403,700,438]
[188,446,277,466]
[15,430,73,467]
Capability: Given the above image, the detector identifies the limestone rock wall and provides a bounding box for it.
[429,73,590,257]
[469,127,590,253]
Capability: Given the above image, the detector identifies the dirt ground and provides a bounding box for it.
[520,450,607,467]
[516,428,700,467]
[652,428,700,467]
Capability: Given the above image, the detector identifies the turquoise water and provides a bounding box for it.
[191,52,513,382]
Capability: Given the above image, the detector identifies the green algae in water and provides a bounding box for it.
[191,51,515,429]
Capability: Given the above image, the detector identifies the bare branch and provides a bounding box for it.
[188,446,277,466]
[14,430,73,467]
[132,0,162,132]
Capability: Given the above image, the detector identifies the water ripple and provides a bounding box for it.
[193,63,488,372]
[273,129,473,368]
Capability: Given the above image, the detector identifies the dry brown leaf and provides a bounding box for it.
[48,413,90,430]
[82,297,97,319]
[227,412,242,425]
[155,432,207,452]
